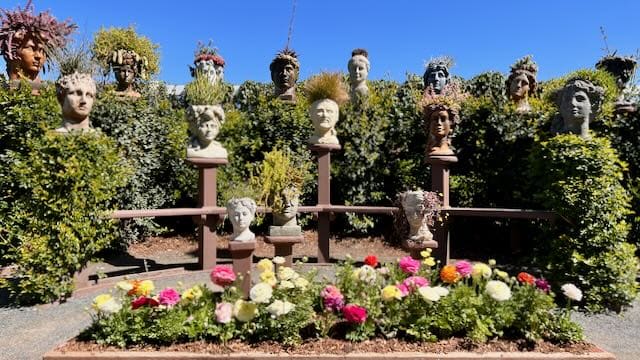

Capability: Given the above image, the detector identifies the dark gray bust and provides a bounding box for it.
[269,49,300,103]
[423,58,451,94]
[552,79,605,139]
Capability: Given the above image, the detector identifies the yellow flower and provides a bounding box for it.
[260,270,277,287]
[420,249,432,258]
[279,280,295,290]
[181,285,203,301]
[277,266,298,281]
[115,280,133,292]
[472,263,492,281]
[423,257,436,267]
[494,269,508,279]
[233,299,258,322]
[293,277,309,289]
[137,280,155,296]
[257,259,274,273]
[92,294,121,314]
[93,294,113,309]
[381,285,402,301]
[488,259,497,266]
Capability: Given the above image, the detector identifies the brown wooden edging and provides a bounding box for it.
[43,349,616,360]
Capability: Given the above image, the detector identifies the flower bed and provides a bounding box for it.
[65,252,611,359]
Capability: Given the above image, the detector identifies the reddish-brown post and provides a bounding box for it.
[187,158,228,269]
[426,155,458,264]
[228,241,256,298]
[309,144,341,263]
[264,236,303,267]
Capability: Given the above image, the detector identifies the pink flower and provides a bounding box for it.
[158,288,180,306]
[210,265,236,287]
[455,260,473,278]
[343,304,367,324]
[535,278,551,293]
[397,283,409,297]
[403,276,429,290]
[399,256,421,274]
[215,302,233,323]
[321,285,344,312]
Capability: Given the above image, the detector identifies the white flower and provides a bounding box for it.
[293,277,309,289]
[277,266,299,281]
[356,265,377,284]
[377,266,390,276]
[432,286,449,297]
[418,286,441,302]
[561,283,583,302]
[273,256,286,265]
[485,280,512,301]
[249,282,273,303]
[115,280,133,292]
[233,299,258,322]
[266,300,295,317]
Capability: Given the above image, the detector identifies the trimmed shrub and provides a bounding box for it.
[0,131,131,304]
[528,134,637,312]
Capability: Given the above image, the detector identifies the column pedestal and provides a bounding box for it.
[426,155,458,264]
[228,241,256,298]
[265,235,303,267]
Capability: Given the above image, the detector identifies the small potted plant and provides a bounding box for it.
[252,147,310,236]
[306,72,349,145]
[183,71,227,159]
[190,40,225,84]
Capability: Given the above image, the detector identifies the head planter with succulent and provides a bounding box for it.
[506,55,538,94]
[108,49,148,80]
[189,40,225,77]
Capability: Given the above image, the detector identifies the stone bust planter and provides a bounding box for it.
[269,186,302,236]
[308,98,341,145]
[186,104,228,159]
[227,197,256,242]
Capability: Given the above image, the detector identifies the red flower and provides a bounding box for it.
[364,255,378,267]
[131,296,159,309]
[517,272,536,285]
[342,304,367,324]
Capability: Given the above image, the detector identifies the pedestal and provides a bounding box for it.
[309,144,341,263]
[228,241,256,298]
[187,157,228,270]
[264,235,303,267]
[426,155,458,264]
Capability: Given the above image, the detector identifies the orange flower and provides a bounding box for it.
[440,264,460,284]
[517,272,536,285]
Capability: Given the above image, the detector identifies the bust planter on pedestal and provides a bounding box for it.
[398,190,440,259]
[227,197,257,297]
[506,55,538,113]
[348,48,370,99]
[423,56,453,94]
[270,48,300,103]
[305,72,349,146]
[190,40,226,85]
[551,78,605,139]
[109,49,147,98]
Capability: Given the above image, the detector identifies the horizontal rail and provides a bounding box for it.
[110,207,226,219]
[444,207,556,220]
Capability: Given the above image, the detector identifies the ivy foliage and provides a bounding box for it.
[90,87,193,245]
[0,130,131,304]
[528,134,637,312]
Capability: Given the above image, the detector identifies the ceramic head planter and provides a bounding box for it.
[420,83,466,156]
[506,55,538,113]
[108,49,147,98]
[552,78,605,139]
[269,48,300,103]
[54,72,96,133]
[348,48,370,99]
[227,197,257,242]
[186,104,227,158]
[596,55,637,113]
[305,72,349,145]
[423,56,452,94]
[0,2,75,85]
[189,41,225,84]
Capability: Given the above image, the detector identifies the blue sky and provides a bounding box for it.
[2,1,640,85]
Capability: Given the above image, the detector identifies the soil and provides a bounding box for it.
[58,338,598,355]
[129,230,407,262]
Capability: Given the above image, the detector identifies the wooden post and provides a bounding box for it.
[426,155,458,264]
[264,235,304,267]
[187,158,228,270]
[309,144,341,263]
[228,241,256,298]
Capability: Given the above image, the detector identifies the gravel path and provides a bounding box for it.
[0,268,638,360]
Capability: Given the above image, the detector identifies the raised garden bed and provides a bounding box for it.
[45,338,615,360]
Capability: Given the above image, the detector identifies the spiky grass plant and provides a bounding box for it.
[184,71,224,105]
[305,72,349,105]
[50,41,96,76]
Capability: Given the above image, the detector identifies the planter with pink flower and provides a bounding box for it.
[46,256,614,359]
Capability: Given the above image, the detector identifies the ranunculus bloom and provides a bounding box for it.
[535,278,551,293]
[181,285,203,301]
[364,255,378,267]
[250,282,273,303]
[215,302,233,323]
[210,265,236,287]
[343,304,367,324]
[321,285,344,312]
[294,277,309,289]
[398,256,421,274]
[256,258,274,273]
[272,256,285,265]
[418,286,442,302]
[279,280,295,289]
[277,266,298,281]
[158,288,181,306]
[131,295,158,309]
[486,280,512,301]
[266,300,295,317]
[353,265,377,284]
[116,280,134,292]
[472,263,492,281]
[233,299,258,322]
[127,279,155,296]
[517,272,536,285]
[93,294,122,314]
[381,285,402,301]
[432,286,449,297]
[260,270,277,286]
[455,260,473,278]
[402,276,429,290]
[561,283,583,302]
[440,264,460,284]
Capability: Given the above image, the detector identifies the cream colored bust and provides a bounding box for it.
[400,190,434,244]
[186,104,228,158]
[227,198,257,242]
[308,99,340,145]
[348,49,370,98]
[54,72,96,133]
